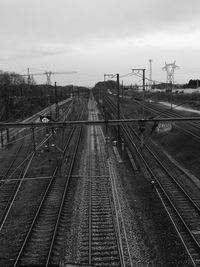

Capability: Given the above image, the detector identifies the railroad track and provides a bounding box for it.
[76,99,132,266]
[0,99,82,266]
[136,100,200,142]
[105,95,200,266]
[0,134,33,225]
[12,120,83,266]
[0,98,74,220]
[0,97,72,146]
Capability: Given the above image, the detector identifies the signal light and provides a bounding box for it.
[40,116,51,123]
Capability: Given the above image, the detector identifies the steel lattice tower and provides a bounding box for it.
[149,59,153,90]
[162,61,179,84]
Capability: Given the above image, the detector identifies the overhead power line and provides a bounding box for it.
[21,68,77,85]
[1,117,200,129]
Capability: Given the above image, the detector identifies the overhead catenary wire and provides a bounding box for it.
[1,117,200,129]
[111,70,174,86]
[3,128,43,146]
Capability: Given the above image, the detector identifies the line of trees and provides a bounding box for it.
[0,70,26,86]
[183,79,200,88]
[0,70,89,121]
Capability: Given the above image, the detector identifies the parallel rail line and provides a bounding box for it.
[140,100,200,141]
[105,95,200,266]
[12,107,85,266]
[79,101,132,266]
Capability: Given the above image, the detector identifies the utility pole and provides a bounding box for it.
[132,68,146,118]
[104,74,114,100]
[103,74,106,103]
[149,59,153,90]
[121,80,124,102]
[27,68,31,85]
[117,73,120,143]
[142,69,145,118]
[4,83,9,121]
[55,82,59,120]
[71,85,74,98]
[132,68,146,150]
[48,94,52,116]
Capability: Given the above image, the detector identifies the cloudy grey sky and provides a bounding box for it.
[0,0,200,86]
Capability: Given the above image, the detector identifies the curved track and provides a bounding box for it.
[105,95,200,266]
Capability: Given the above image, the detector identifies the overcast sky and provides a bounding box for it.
[0,0,200,86]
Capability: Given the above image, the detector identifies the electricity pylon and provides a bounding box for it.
[149,59,153,90]
[162,61,179,85]
[22,68,77,85]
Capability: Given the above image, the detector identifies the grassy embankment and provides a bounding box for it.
[124,91,200,178]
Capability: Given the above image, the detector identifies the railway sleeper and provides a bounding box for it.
[92,250,119,257]
[92,199,110,204]
[91,206,111,211]
[32,227,54,234]
[92,225,114,230]
[92,245,119,252]
[91,218,113,222]
[81,235,115,243]
[91,212,113,216]
[92,235,116,241]
[91,200,111,205]
[91,210,112,215]
[91,218,113,223]
[92,240,117,246]
[92,225,115,231]
[92,256,120,264]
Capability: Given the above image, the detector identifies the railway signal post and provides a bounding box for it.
[138,120,145,150]
[40,115,52,151]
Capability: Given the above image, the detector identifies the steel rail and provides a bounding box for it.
[80,102,126,266]
[107,160,127,267]
[107,95,200,211]
[0,152,35,232]
[45,104,87,266]
[108,157,133,267]
[154,186,197,267]
[13,167,59,267]
[0,121,56,230]
[139,102,200,141]
[143,101,200,127]
[45,127,83,266]
[88,114,92,266]
[122,122,200,265]
[0,98,72,144]
[1,142,24,181]
[92,108,128,267]
[13,104,86,266]
[106,96,200,265]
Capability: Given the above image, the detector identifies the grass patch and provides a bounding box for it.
[152,127,200,177]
